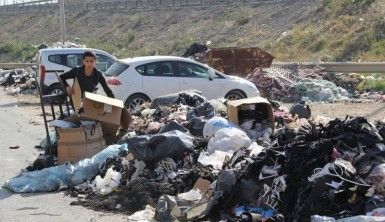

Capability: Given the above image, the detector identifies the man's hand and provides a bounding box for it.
[66,86,74,96]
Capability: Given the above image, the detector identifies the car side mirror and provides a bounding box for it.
[208,69,215,81]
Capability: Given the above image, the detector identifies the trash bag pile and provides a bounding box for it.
[4,91,385,221]
[323,73,365,94]
[0,68,37,94]
[246,66,351,103]
[182,42,208,59]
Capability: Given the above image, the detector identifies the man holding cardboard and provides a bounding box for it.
[60,51,114,98]
[59,50,131,147]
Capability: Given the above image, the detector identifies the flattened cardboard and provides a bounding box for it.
[227,97,275,131]
[57,120,105,164]
[71,78,82,113]
[193,178,211,194]
[121,108,132,130]
[102,123,119,145]
[81,92,124,126]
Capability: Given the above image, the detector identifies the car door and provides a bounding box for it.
[141,61,181,98]
[175,61,220,100]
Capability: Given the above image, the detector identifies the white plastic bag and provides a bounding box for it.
[207,127,252,155]
[203,117,234,141]
[198,150,231,170]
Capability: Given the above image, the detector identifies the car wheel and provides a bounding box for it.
[48,84,65,96]
[225,90,247,100]
[125,94,151,111]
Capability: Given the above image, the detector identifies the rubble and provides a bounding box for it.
[246,66,352,102]
[0,68,37,95]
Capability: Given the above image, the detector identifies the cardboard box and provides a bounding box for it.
[57,118,106,164]
[71,79,131,133]
[81,92,124,126]
[227,97,275,131]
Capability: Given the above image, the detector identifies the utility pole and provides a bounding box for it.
[59,0,66,42]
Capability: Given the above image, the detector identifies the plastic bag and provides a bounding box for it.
[4,144,128,193]
[49,120,77,128]
[93,167,122,195]
[336,216,385,222]
[366,164,385,187]
[203,117,234,141]
[151,90,206,108]
[198,150,231,170]
[207,128,252,155]
[128,205,157,222]
[122,130,194,161]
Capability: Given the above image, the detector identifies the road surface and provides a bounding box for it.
[0,91,128,222]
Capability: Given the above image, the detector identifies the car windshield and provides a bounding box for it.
[105,61,129,76]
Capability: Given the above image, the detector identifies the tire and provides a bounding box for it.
[225,90,247,101]
[125,94,151,111]
[48,83,65,96]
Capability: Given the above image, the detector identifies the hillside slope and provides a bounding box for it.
[0,0,383,62]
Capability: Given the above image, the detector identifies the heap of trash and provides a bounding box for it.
[246,65,385,103]
[4,91,385,222]
[0,68,37,95]
[246,66,350,103]
[53,41,86,48]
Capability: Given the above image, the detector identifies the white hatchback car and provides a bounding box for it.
[103,56,259,109]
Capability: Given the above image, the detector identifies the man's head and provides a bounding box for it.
[83,51,96,71]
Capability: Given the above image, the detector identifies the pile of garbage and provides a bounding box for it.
[53,41,86,48]
[323,73,365,94]
[246,66,352,103]
[0,68,37,95]
[4,91,385,221]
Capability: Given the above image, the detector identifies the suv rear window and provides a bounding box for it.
[105,61,129,76]
[48,54,82,68]
[48,55,64,65]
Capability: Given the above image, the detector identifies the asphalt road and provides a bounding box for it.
[0,91,128,222]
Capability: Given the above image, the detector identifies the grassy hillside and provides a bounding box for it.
[0,0,384,62]
[265,0,385,62]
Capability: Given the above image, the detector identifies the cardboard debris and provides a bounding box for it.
[81,92,124,126]
[71,78,82,112]
[227,97,275,131]
[193,178,211,194]
[102,123,120,146]
[57,117,105,164]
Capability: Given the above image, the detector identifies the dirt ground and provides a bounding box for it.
[283,102,385,122]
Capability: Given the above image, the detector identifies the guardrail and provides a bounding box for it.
[273,62,385,73]
[2,62,385,73]
[0,63,37,69]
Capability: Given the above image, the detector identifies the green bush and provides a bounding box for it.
[0,43,37,62]
[357,77,385,92]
